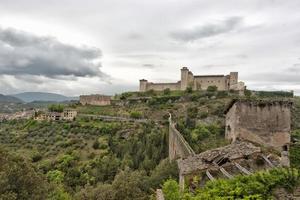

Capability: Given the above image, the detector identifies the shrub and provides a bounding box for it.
[185,87,193,94]
[199,111,208,119]
[92,140,100,149]
[162,179,181,200]
[47,170,64,184]
[32,152,43,162]
[216,91,228,98]
[290,143,300,168]
[207,85,218,92]
[163,88,171,95]
[130,111,143,119]
[244,89,252,97]
[146,89,155,96]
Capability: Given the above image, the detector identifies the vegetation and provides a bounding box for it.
[48,104,65,112]
[130,111,143,119]
[0,89,298,199]
[206,85,218,92]
[0,117,176,199]
[0,148,50,200]
[255,90,294,98]
[163,168,300,200]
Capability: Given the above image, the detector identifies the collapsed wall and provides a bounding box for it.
[225,99,292,151]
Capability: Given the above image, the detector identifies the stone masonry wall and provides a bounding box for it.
[145,82,181,91]
[226,101,291,150]
[80,95,111,106]
[169,116,195,160]
[193,76,227,90]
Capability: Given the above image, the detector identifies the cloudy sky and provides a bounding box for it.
[0,0,300,96]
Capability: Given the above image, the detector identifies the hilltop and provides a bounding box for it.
[11,92,79,103]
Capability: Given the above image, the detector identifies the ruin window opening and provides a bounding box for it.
[282,145,288,151]
[227,125,231,132]
[243,155,250,160]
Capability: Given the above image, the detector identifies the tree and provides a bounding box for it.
[112,168,148,200]
[0,148,49,200]
[146,159,178,192]
[48,104,64,113]
[75,184,115,200]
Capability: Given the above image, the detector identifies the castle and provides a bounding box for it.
[140,67,245,92]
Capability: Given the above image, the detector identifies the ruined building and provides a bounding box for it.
[225,99,292,151]
[140,67,245,92]
[168,99,292,191]
[80,94,112,106]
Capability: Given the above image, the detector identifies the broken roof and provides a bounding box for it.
[177,141,261,175]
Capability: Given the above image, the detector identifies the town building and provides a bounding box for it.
[63,109,77,121]
[34,109,77,121]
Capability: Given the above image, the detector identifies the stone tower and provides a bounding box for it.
[180,67,189,90]
[229,72,238,86]
[139,79,148,92]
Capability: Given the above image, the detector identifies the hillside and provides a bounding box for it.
[11,92,79,103]
[0,94,23,103]
[0,89,299,199]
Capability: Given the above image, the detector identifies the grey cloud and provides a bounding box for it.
[236,54,248,59]
[170,16,243,42]
[0,27,107,79]
[127,33,143,40]
[246,71,300,83]
[288,64,300,72]
[142,64,155,68]
[202,64,237,69]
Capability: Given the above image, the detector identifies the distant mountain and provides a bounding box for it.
[0,94,23,103]
[11,92,79,103]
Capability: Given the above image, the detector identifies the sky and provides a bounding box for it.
[0,0,300,96]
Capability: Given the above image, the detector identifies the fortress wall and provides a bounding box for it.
[80,95,111,106]
[226,101,291,150]
[146,82,180,91]
[194,76,227,90]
